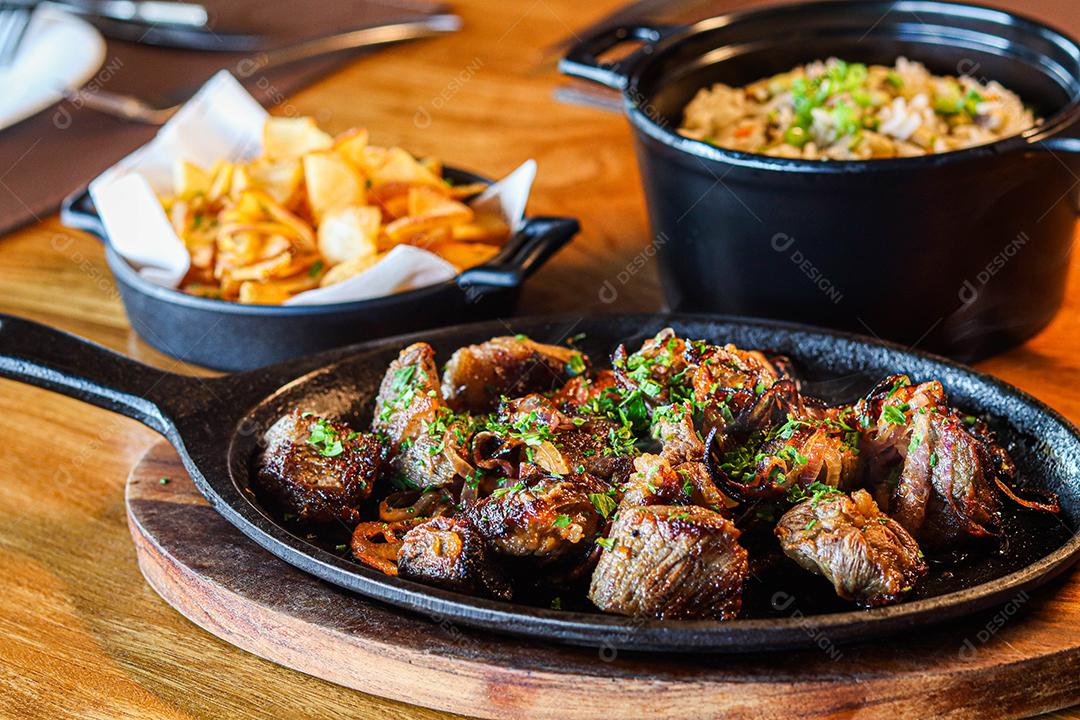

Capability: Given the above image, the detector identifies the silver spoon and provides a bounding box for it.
[65,14,463,125]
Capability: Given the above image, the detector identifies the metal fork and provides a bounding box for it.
[0,4,31,67]
[65,14,464,125]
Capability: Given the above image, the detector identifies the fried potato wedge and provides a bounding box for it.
[173,160,210,199]
[370,147,443,188]
[430,240,500,270]
[263,117,333,159]
[303,151,366,221]
[450,212,512,244]
[320,252,385,288]
[318,205,380,265]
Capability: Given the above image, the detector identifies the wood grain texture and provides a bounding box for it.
[0,0,1077,716]
[128,442,1080,720]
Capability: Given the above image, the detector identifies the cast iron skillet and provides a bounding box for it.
[560,0,1080,361]
[60,168,580,372]
[2,312,1079,652]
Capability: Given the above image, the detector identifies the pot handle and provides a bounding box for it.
[1030,135,1080,212]
[59,187,107,241]
[457,216,579,291]
[558,24,670,91]
[0,313,207,436]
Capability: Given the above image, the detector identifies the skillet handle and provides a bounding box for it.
[457,216,579,292]
[0,314,200,436]
[558,24,670,90]
[60,187,107,240]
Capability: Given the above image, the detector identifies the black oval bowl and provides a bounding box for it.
[2,311,1079,652]
[560,0,1080,361]
[60,168,579,371]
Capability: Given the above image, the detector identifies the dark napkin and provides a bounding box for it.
[0,0,443,234]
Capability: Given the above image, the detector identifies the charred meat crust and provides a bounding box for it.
[776,489,928,607]
[372,342,464,489]
[588,505,748,619]
[441,335,587,412]
[398,516,513,600]
[257,410,381,524]
[465,473,608,561]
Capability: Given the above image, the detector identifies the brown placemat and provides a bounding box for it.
[0,0,444,234]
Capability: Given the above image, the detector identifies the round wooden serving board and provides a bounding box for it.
[127,441,1080,719]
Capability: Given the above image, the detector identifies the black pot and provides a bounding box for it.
[60,168,579,371]
[560,0,1080,360]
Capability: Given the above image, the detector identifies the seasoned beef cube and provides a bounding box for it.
[706,409,860,502]
[651,401,705,466]
[398,516,512,600]
[612,328,693,408]
[372,343,463,489]
[685,338,784,405]
[776,489,927,607]
[466,474,607,562]
[441,335,586,412]
[858,375,1002,547]
[550,369,619,413]
[613,329,787,429]
[258,410,381,524]
[620,454,726,512]
[472,394,635,485]
[588,505,747,619]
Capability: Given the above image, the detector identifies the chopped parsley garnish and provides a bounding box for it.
[589,492,617,519]
[787,480,842,506]
[882,404,909,425]
[553,514,571,528]
[307,417,345,457]
[491,481,525,498]
[566,352,587,377]
[596,537,615,551]
[604,420,638,457]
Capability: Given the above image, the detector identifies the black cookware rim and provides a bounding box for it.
[618,0,1080,174]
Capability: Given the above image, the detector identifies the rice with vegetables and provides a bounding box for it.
[678,57,1037,159]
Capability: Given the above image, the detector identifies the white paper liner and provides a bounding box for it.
[87,70,536,304]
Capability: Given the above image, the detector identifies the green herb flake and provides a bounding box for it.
[589,492,617,519]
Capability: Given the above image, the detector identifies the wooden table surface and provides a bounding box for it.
[0,0,1078,717]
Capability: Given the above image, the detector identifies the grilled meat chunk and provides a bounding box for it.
[776,488,927,607]
[441,335,587,412]
[550,369,619,413]
[612,329,694,408]
[398,516,513,600]
[651,401,705,466]
[466,473,608,562]
[858,375,1002,547]
[686,338,785,409]
[372,343,468,489]
[588,505,747,619]
[613,328,789,436]
[472,393,635,484]
[706,409,861,502]
[258,410,381,524]
[620,453,726,511]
